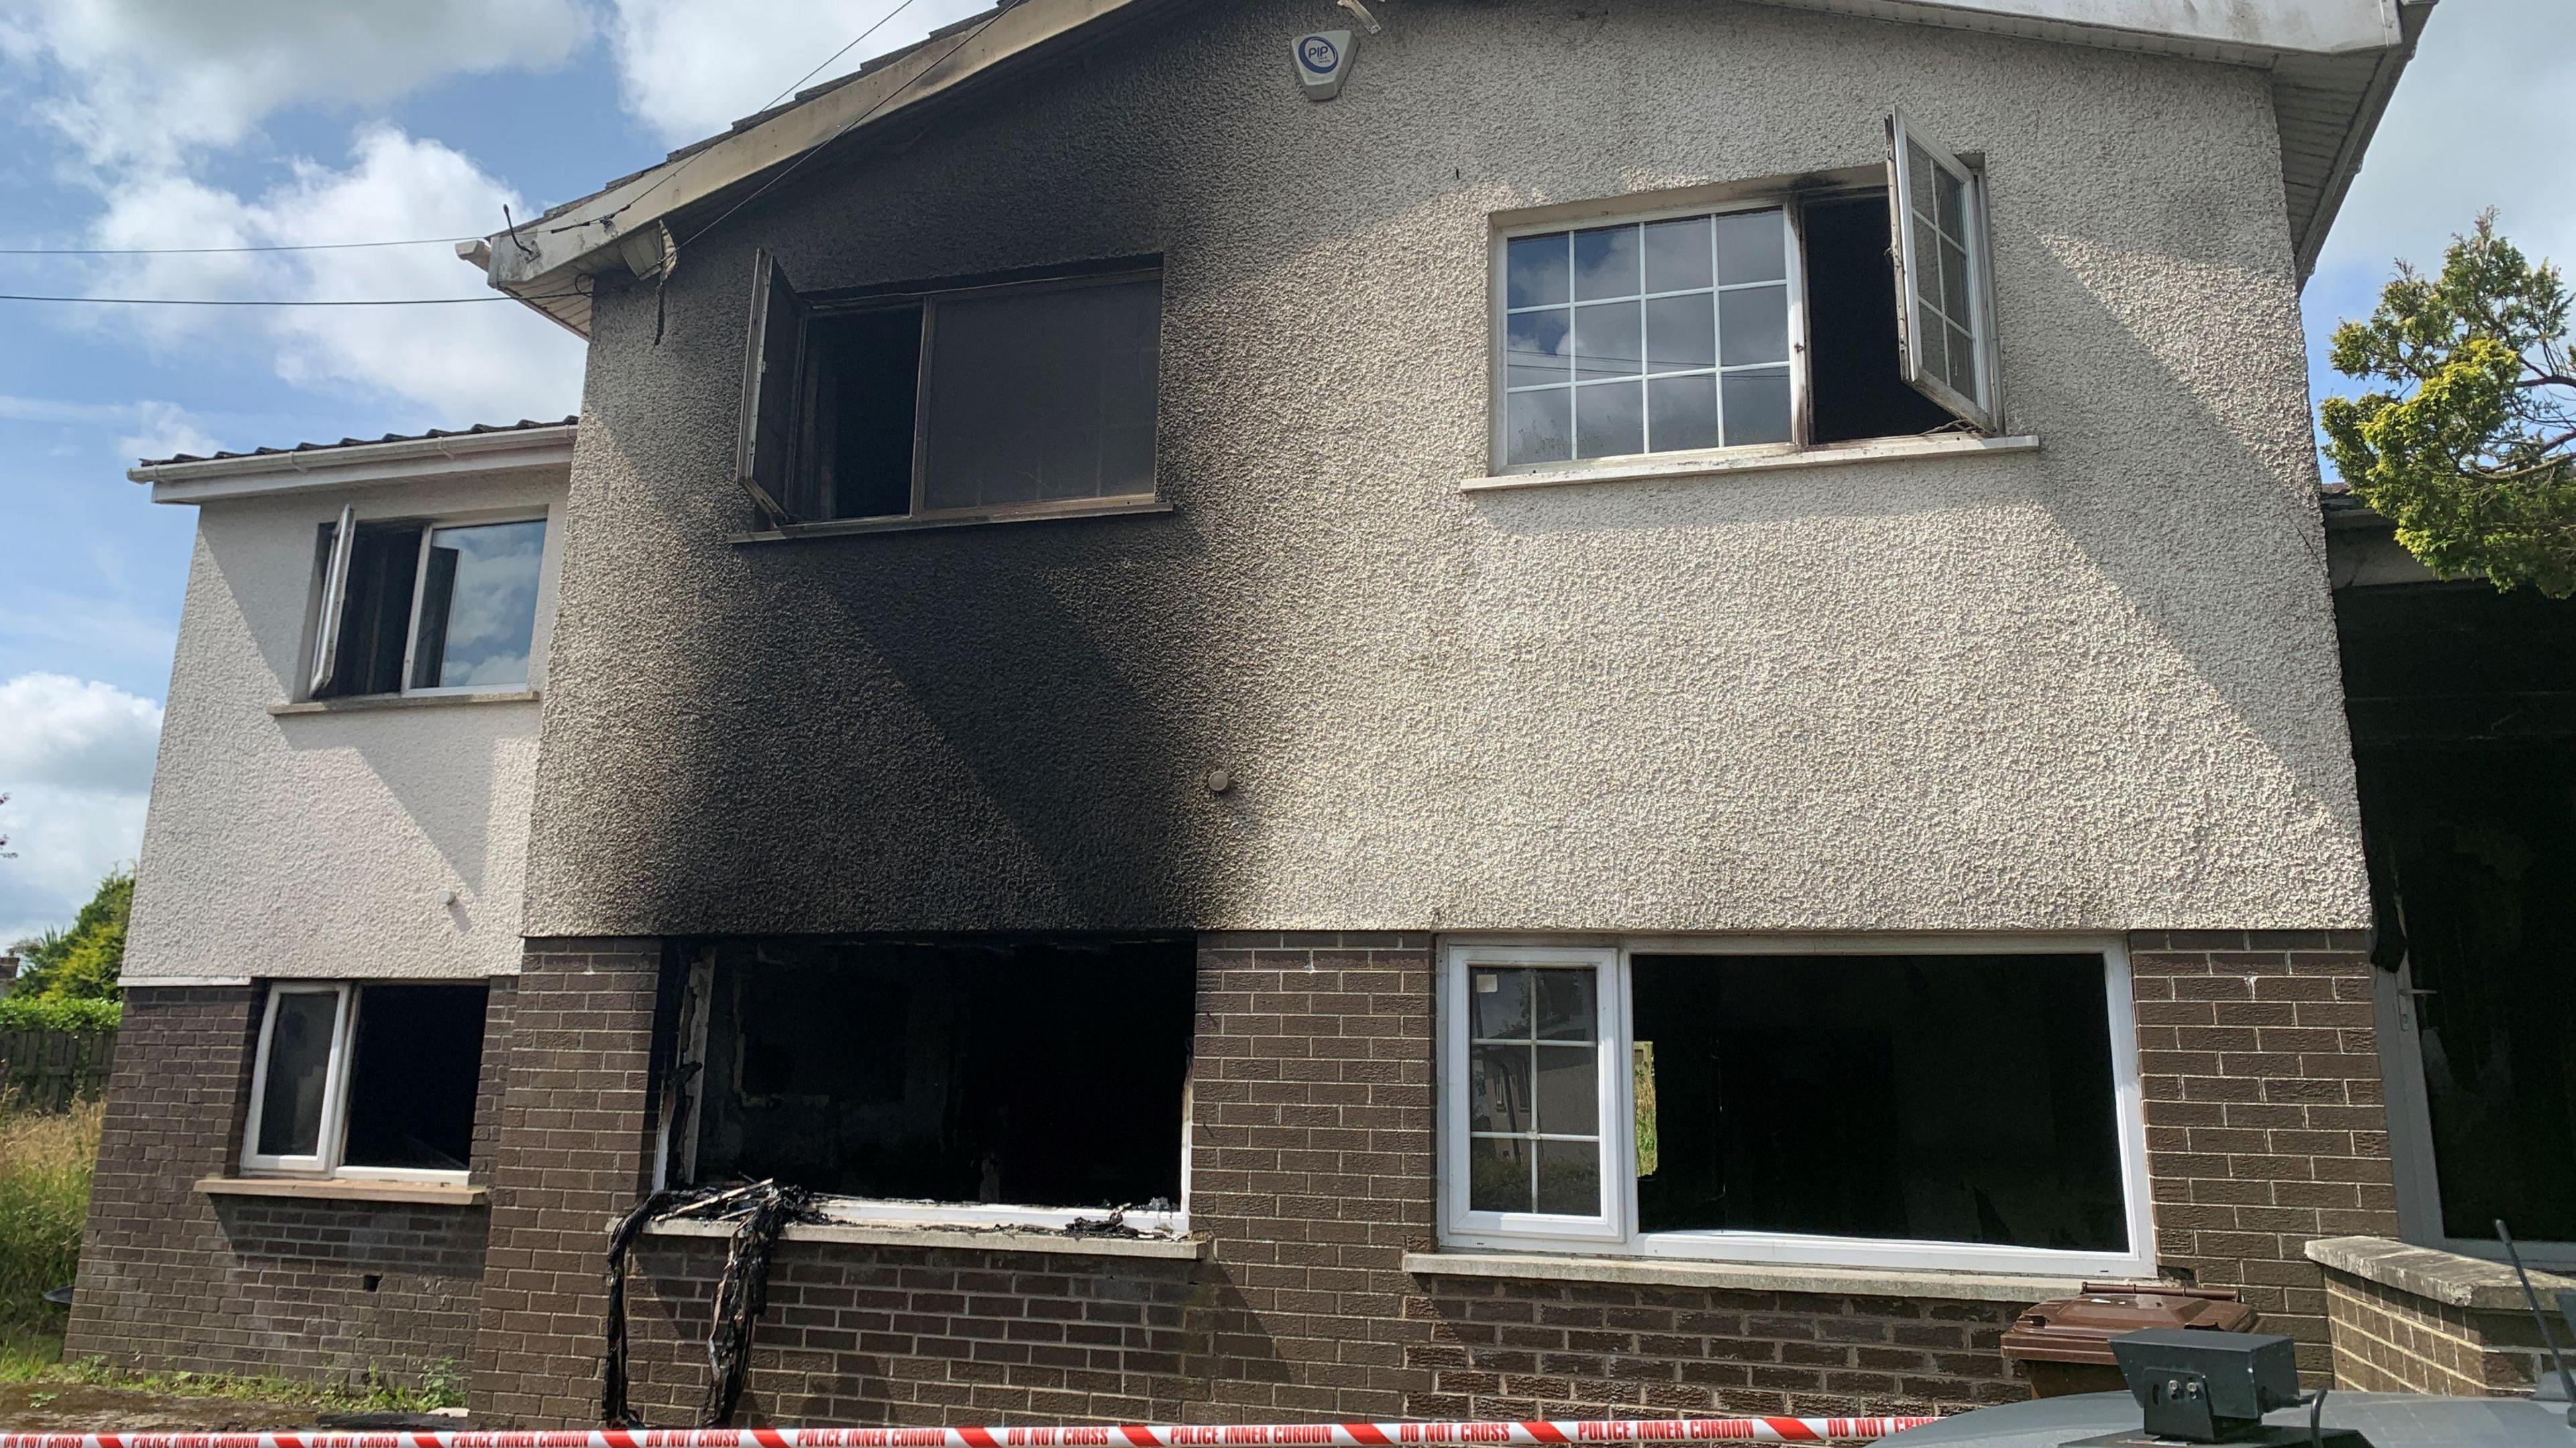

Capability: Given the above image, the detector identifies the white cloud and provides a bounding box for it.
[81,129,586,425]
[111,400,217,463]
[2312,0,2576,287]
[0,0,590,167]
[0,673,160,948]
[602,0,991,146]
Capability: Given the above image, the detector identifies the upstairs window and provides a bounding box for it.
[737,256,1163,529]
[1493,111,1998,472]
[242,981,489,1180]
[308,510,547,699]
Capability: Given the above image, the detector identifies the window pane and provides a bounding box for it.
[1715,209,1786,284]
[1909,146,1938,222]
[1534,1044,1597,1135]
[1629,952,2127,1250]
[1643,216,1713,293]
[1536,1138,1601,1216]
[1507,309,1572,388]
[343,984,486,1170]
[1935,168,1966,239]
[1643,294,1715,374]
[1573,301,1640,381]
[411,519,545,690]
[1469,967,1532,1039]
[1534,970,1595,1040]
[1913,213,1947,325]
[1721,369,1791,446]
[1947,323,1980,398]
[1468,1134,1533,1214]
[921,278,1160,512]
[1572,225,1640,302]
[1648,374,1719,453]
[1575,381,1644,458]
[256,991,338,1159]
[1507,233,1570,308]
[1470,1044,1532,1134]
[1939,237,1973,323]
[1505,390,1571,467]
[1719,285,1788,368]
[322,523,421,700]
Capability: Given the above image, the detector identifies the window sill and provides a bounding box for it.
[1462,432,2041,494]
[1401,1250,2100,1304]
[2305,1235,2576,1309]
[196,1176,486,1207]
[729,498,1173,544]
[268,689,538,716]
[643,1217,1208,1260]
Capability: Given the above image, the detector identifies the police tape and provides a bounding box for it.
[0,1418,1937,1448]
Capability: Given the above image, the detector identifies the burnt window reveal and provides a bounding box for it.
[241,981,488,1178]
[737,256,1163,529]
[1495,110,1998,470]
[1442,944,2145,1274]
[680,938,1194,1217]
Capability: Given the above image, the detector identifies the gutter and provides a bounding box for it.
[2294,0,2436,284]
[128,424,578,504]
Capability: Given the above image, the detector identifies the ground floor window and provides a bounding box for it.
[241,980,488,1180]
[1440,940,2153,1276]
[672,936,1195,1230]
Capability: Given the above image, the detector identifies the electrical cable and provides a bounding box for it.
[0,236,484,256]
[0,292,581,306]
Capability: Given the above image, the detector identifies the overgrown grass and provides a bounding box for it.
[26,1357,466,1412]
[0,1098,98,1338]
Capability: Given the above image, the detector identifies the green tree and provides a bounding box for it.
[2321,212,2576,596]
[9,869,131,1002]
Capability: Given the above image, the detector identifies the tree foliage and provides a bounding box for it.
[9,869,130,1003]
[2321,212,2576,596]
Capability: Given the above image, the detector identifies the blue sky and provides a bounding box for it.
[0,0,2569,945]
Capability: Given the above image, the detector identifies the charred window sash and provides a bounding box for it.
[1886,109,2000,431]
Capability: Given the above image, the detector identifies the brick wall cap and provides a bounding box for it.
[1401,1250,2100,1305]
[196,1176,488,1207]
[642,1217,1209,1260]
[2307,1235,2576,1310]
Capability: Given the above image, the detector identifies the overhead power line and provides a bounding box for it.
[0,292,576,306]
[0,236,484,256]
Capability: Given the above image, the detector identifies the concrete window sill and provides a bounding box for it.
[197,1176,486,1207]
[1402,1249,2094,1304]
[2306,1235,2576,1309]
[729,498,1174,544]
[643,1217,1208,1260]
[268,689,538,716]
[1462,432,2041,494]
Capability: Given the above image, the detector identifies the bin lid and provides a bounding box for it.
[1999,1282,2259,1366]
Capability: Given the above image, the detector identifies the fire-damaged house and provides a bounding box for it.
[83,0,2576,1429]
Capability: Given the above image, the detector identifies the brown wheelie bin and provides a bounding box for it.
[2000,1282,2259,1396]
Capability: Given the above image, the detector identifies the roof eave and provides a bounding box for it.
[130,423,579,504]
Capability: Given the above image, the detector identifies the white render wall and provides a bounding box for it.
[123,465,566,984]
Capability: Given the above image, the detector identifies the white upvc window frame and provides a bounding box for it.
[238,981,472,1185]
[1886,109,2002,432]
[1436,935,2157,1279]
[305,505,551,702]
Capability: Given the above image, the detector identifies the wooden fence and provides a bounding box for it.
[0,1029,117,1111]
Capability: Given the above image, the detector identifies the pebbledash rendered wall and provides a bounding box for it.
[526,0,2367,941]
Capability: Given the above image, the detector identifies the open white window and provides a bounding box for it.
[241,981,489,1181]
[735,252,1163,529]
[307,510,548,700]
[1490,113,2001,475]
[1438,939,2155,1277]
[1888,110,1998,431]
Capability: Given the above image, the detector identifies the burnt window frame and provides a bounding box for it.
[1484,113,2004,479]
[735,253,1169,535]
[1436,936,2153,1277]
[303,504,552,702]
[239,979,488,1184]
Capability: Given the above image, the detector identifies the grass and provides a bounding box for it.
[22,1357,467,1412]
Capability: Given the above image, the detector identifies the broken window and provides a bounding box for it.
[241,981,488,1179]
[308,510,547,699]
[680,938,1194,1223]
[1493,113,1997,471]
[1442,943,2147,1274]
[736,255,1163,529]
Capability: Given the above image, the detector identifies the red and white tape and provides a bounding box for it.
[0,1418,1935,1448]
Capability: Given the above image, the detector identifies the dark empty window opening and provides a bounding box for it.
[1803,195,1959,445]
[1629,952,2127,1251]
[342,983,486,1172]
[794,306,922,521]
[318,521,421,699]
[689,937,1194,1213]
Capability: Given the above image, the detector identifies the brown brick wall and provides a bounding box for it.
[2129,930,2400,1378]
[65,983,511,1389]
[2320,1266,2561,1396]
[470,939,667,1425]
